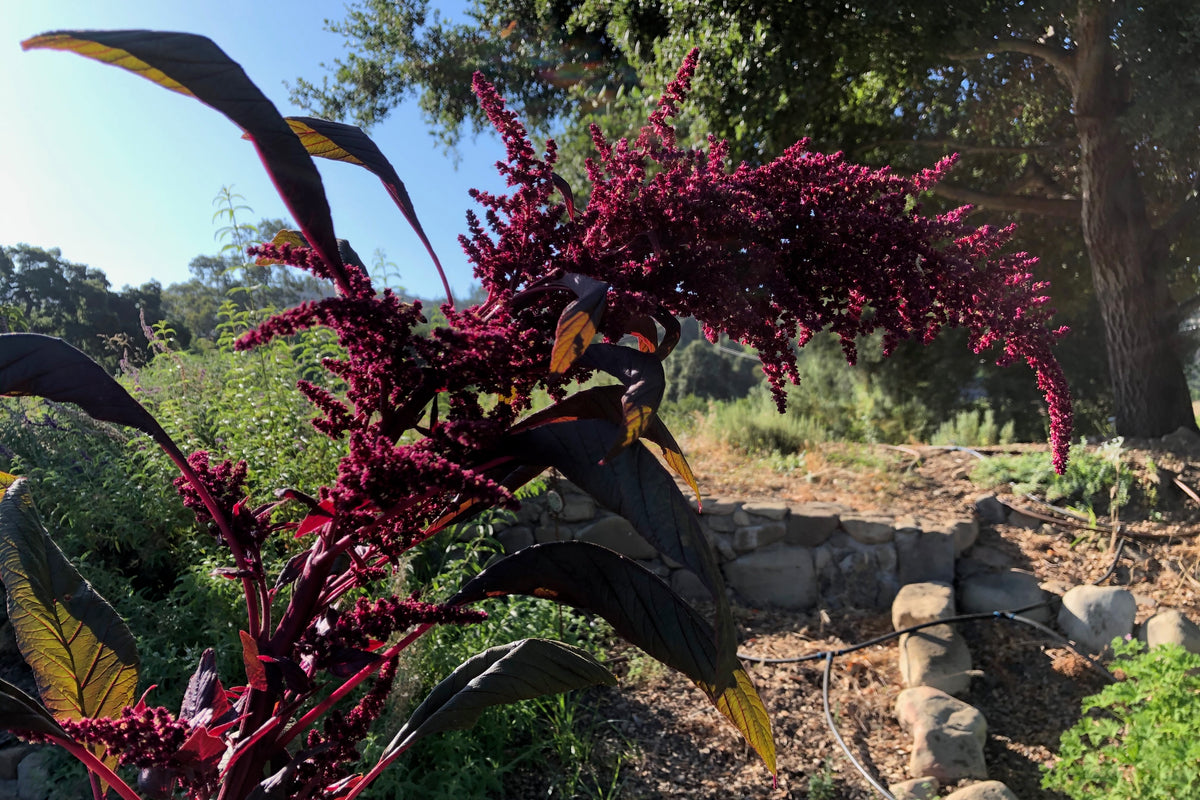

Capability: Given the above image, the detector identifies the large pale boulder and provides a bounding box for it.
[741,501,789,520]
[900,624,973,696]
[723,545,817,609]
[943,781,1019,800]
[1058,585,1136,653]
[1138,609,1200,653]
[973,494,1008,525]
[895,687,988,782]
[895,530,956,585]
[733,522,786,553]
[841,514,896,544]
[960,569,1052,623]
[785,501,845,546]
[892,582,955,631]
[889,777,939,800]
[576,516,658,560]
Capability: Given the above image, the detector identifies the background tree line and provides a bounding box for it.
[0,189,334,370]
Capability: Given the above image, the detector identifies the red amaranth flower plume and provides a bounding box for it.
[457,49,1073,469]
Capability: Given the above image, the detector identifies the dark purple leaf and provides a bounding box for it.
[0,334,173,447]
[284,117,446,288]
[22,31,351,295]
[508,385,700,503]
[179,649,233,727]
[448,542,775,772]
[551,173,576,219]
[379,639,614,759]
[578,343,666,457]
[0,677,66,739]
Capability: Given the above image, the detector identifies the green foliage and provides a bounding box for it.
[0,315,346,705]
[663,336,761,403]
[807,760,839,800]
[0,244,168,371]
[132,307,347,493]
[707,388,831,455]
[161,186,332,344]
[360,532,623,800]
[970,438,1150,517]
[1042,639,1200,800]
[702,333,943,454]
[931,408,1016,447]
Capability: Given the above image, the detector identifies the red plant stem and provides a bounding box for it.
[162,444,263,638]
[274,623,434,751]
[218,697,303,782]
[55,738,144,800]
[270,526,347,645]
[340,719,417,800]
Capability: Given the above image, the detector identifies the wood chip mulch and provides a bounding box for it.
[507,442,1200,799]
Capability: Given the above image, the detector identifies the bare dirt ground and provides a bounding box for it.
[511,440,1200,799]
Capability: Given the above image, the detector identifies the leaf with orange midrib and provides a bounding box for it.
[22,30,351,295]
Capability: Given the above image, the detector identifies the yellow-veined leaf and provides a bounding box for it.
[281,116,447,298]
[550,274,608,374]
[0,479,139,771]
[254,229,308,266]
[712,666,777,773]
[0,472,18,503]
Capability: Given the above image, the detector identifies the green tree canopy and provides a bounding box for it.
[297,0,1200,438]
[0,244,167,372]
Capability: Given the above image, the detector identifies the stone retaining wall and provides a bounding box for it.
[492,478,979,610]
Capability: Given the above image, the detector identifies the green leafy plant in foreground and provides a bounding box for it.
[1042,638,1200,800]
[0,28,1071,800]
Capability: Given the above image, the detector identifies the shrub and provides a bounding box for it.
[0,30,1070,800]
[970,438,1148,517]
[931,408,1017,447]
[1042,638,1200,800]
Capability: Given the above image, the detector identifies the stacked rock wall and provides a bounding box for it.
[492,479,978,611]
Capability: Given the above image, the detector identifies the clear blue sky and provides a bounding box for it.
[2,1,508,300]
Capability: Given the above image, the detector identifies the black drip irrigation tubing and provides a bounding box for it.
[730,466,1140,797]
[738,600,1116,800]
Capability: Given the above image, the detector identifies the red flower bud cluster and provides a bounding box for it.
[172,451,248,525]
[300,594,487,670]
[60,704,189,768]
[295,657,399,793]
[460,49,1073,469]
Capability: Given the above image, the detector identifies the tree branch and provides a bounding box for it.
[1155,189,1200,247]
[946,37,1077,91]
[931,182,1081,219]
[870,138,1074,156]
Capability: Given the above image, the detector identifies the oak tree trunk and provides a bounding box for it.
[1073,4,1195,437]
